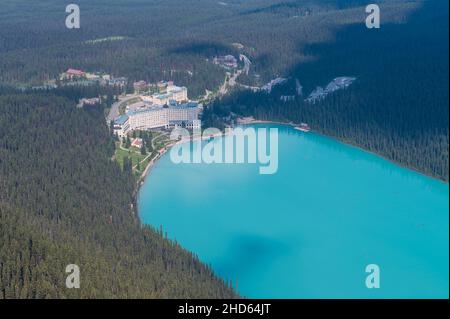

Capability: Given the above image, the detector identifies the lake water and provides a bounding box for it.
[138,124,449,298]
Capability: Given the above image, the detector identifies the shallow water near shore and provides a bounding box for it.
[138,124,449,298]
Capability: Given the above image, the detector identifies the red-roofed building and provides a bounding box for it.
[62,68,86,80]
[131,138,143,149]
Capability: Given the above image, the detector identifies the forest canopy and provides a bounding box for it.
[0,0,448,298]
[0,93,237,298]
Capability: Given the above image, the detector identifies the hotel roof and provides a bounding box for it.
[154,93,172,99]
[175,102,198,109]
[125,101,198,116]
[168,86,187,93]
[66,68,85,75]
[114,114,129,125]
[126,105,165,116]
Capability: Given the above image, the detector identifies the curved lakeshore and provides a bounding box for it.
[138,120,448,186]
[238,119,449,182]
[137,124,449,298]
[137,131,231,184]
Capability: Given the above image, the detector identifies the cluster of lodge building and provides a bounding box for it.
[213,55,238,69]
[139,81,188,105]
[113,84,201,137]
[60,68,127,87]
[59,70,200,136]
[77,97,101,108]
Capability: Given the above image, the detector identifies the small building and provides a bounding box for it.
[60,68,86,80]
[86,73,101,81]
[133,81,148,92]
[131,138,143,149]
[66,68,85,78]
[81,97,101,106]
[213,55,238,69]
[109,77,128,87]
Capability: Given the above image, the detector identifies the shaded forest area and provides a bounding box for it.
[0,0,418,95]
[205,0,449,180]
[0,94,237,298]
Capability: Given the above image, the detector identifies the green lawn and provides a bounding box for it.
[114,143,148,171]
[114,132,171,178]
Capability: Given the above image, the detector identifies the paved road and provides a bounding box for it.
[218,69,242,96]
[107,94,140,122]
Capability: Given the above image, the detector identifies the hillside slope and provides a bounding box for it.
[0,94,237,298]
[205,0,449,180]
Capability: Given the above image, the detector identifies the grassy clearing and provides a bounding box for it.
[114,132,171,178]
[114,145,147,169]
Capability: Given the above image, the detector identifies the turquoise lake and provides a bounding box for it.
[138,124,449,298]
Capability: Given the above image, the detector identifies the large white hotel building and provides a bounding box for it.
[113,101,201,137]
[113,83,201,137]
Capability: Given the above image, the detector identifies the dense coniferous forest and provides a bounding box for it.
[0,0,448,298]
[0,94,237,298]
[205,0,449,181]
[0,0,418,95]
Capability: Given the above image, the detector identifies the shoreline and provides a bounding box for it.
[138,141,176,185]
[137,131,231,185]
[135,119,448,200]
[135,118,300,190]
[131,118,448,298]
[134,130,234,214]
[240,119,449,184]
